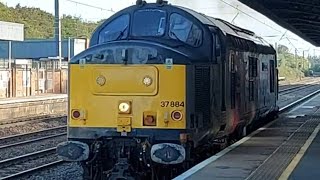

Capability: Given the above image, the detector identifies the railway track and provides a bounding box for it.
[0,148,63,180]
[0,115,67,139]
[279,89,320,113]
[279,80,320,95]
[1,83,320,179]
[278,77,320,87]
[0,126,67,180]
[0,126,66,149]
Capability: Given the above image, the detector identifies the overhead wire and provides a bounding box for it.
[63,0,115,12]
[216,0,306,53]
[218,0,282,33]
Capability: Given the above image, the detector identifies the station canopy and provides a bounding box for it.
[238,0,320,47]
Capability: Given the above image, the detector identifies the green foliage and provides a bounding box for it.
[0,2,99,39]
[309,56,320,72]
[312,64,320,72]
[277,45,310,81]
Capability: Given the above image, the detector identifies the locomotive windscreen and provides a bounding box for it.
[98,14,130,43]
[132,9,166,37]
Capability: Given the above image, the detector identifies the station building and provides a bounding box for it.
[0,21,87,98]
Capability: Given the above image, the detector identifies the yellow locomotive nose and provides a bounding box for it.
[70,64,186,130]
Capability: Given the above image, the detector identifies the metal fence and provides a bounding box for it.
[0,59,68,98]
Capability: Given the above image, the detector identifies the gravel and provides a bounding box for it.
[0,135,66,161]
[20,162,83,180]
[0,152,62,179]
[0,127,66,147]
[0,117,67,138]
[278,85,320,107]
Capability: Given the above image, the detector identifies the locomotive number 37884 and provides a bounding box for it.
[160,101,184,107]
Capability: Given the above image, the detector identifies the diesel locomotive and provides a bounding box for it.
[56,0,279,179]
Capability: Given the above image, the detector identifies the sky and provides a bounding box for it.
[1,0,320,56]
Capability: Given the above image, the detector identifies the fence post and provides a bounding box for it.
[52,60,55,93]
[26,64,28,96]
[36,61,39,95]
[8,41,12,98]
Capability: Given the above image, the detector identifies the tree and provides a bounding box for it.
[15,3,21,9]
[0,2,99,39]
[277,44,289,54]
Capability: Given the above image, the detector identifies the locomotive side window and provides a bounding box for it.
[98,14,130,43]
[249,81,254,101]
[248,56,257,101]
[169,13,202,47]
[249,57,253,77]
[253,58,258,77]
[270,60,275,92]
[249,56,258,77]
[231,53,236,109]
[132,9,166,37]
[262,62,268,71]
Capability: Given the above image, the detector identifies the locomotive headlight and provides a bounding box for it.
[118,101,131,114]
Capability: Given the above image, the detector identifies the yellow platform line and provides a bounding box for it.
[279,122,320,180]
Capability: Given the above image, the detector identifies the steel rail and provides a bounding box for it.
[0,147,63,180]
[0,160,64,180]
[0,125,66,140]
[0,147,56,165]
[0,132,66,149]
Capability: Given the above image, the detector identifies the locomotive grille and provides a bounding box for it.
[194,66,211,127]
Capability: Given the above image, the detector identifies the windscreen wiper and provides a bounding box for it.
[115,25,128,41]
[169,31,187,47]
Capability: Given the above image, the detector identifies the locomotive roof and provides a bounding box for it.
[90,2,273,50]
[176,5,272,47]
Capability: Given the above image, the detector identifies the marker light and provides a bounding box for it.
[118,101,131,114]
[71,109,81,119]
[144,115,156,126]
[171,111,183,121]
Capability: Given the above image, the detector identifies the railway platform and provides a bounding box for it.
[0,93,67,105]
[174,93,320,180]
[0,93,67,122]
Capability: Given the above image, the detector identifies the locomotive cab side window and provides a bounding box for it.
[215,34,221,59]
[98,14,130,43]
[270,60,275,92]
[169,13,202,47]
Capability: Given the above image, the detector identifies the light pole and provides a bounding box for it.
[54,0,62,93]
[55,0,62,70]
